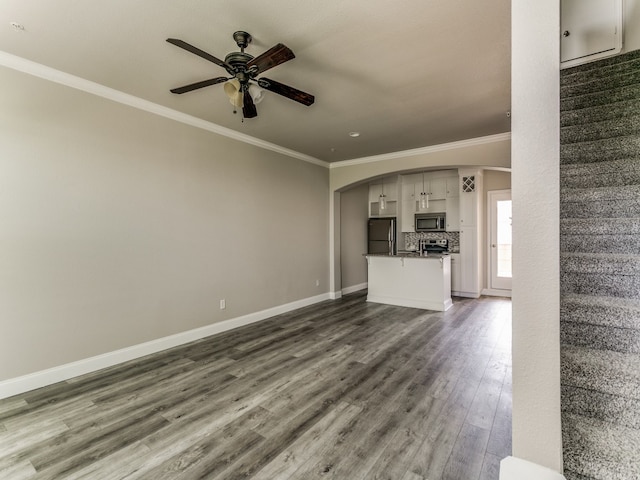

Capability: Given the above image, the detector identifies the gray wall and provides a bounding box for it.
[0,66,329,381]
[339,183,369,291]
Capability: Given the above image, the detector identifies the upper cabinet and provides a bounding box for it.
[369,179,398,217]
[561,0,622,68]
[399,170,458,232]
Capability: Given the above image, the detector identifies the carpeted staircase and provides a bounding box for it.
[560,49,640,480]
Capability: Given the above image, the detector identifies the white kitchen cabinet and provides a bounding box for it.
[457,169,483,298]
[450,253,461,294]
[459,226,480,298]
[446,176,459,198]
[446,196,460,232]
[458,170,483,227]
[561,0,622,68]
[400,174,418,232]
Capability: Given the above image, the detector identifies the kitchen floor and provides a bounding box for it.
[0,292,512,480]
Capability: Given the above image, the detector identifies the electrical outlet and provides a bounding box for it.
[220,299,226,310]
[315,279,320,287]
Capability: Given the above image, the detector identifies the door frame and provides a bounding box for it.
[483,189,512,297]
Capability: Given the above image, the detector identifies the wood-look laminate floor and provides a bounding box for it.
[0,292,512,480]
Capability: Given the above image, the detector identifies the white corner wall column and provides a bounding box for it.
[510,0,564,475]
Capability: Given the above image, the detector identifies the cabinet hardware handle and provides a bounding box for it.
[563,30,570,37]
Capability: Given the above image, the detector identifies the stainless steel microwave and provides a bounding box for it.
[415,213,446,232]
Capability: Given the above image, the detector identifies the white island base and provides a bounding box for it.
[366,254,452,311]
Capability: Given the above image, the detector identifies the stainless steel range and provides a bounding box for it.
[419,238,449,254]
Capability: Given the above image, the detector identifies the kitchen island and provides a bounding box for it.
[365,253,452,311]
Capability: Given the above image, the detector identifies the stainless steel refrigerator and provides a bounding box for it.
[367,217,396,255]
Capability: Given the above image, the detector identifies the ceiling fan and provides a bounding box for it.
[166,31,315,119]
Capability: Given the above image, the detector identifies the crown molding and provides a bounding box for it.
[330,132,512,169]
[0,50,328,168]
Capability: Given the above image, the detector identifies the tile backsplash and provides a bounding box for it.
[404,232,460,252]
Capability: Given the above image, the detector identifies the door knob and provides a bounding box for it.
[563,30,570,37]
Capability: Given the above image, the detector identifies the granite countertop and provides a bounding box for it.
[365,252,450,260]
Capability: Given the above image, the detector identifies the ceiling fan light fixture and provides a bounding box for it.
[224,79,243,108]
[248,84,264,104]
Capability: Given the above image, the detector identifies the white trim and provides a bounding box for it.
[0,292,331,399]
[366,294,452,312]
[329,290,343,300]
[342,282,368,295]
[0,50,328,168]
[500,457,566,480]
[481,288,512,298]
[330,133,512,169]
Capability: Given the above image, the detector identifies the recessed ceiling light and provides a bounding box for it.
[10,22,25,31]
[348,132,360,138]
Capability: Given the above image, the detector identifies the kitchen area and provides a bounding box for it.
[362,168,487,311]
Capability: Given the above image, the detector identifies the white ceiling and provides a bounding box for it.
[0,0,511,163]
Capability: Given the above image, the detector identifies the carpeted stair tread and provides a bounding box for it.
[561,116,640,144]
[561,321,640,354]
[561,184,640,203]
[561,97,640,127]
[562,385,640,430]
[562,413,640,480]
[561,83,640,113]
[561,67,640,98]
[561,216,640,254]
[561,52,640,87]
[561,252,640,298]
[562,346,640,400]
[561,252,640,276]
[561,293,640,330]
[561,158,640,189]
[561,135,640,164]
[561,232,640,255]
[561,48,640,81]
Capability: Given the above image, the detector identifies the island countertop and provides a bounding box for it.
[364,252,450,260]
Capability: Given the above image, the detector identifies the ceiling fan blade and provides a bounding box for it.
[242,87,258,118]
[170,77,228,94]
[166,38,233,71]
[247,43,295,74]
[257,78,315,106]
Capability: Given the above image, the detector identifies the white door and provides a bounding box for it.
[489,190,512,291]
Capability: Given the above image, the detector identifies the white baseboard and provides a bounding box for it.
[366,294,452,312]
[481,288,512,298]
[500,457,566,480]
[0,292,332,400]
[342,282,368,295]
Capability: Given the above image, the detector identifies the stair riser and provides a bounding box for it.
[561,83,640,113]
[561,49,640,86]
[561,199,640,218]
[561,161,640,189]
[561,235,640,255]
[561,272,640,299]
[561,217,640,236]
[561,69,640,98]
[562,385,640,430]
[561,321,640,354]
[561,303,640,329]
[561,136,640,164]
[561,117,640,144]
[562,98,640,127]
